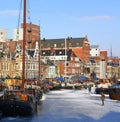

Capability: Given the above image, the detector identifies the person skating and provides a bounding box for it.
[101,93,105,106]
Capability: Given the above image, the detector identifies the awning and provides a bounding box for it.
[56,77,64,81]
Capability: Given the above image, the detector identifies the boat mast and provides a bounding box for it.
[22,0,26,90]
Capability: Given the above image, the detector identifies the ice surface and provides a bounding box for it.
[1,89,120,122]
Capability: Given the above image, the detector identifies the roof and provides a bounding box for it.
[41,37,86,47]
[41,49,78,61]
[72,48,83,59]
[90,45,99,48]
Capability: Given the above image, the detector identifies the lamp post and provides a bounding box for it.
[64,37,72,80]
[65,38,67,79]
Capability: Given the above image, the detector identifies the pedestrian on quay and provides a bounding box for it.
[101,92,105,106]
[72,84,75,91]
[88,85,91,93]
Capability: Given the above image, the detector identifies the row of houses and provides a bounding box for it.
[0,23,120,82]
[40,37,120,81]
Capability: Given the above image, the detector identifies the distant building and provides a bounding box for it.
[40,37,90,78]
[100,50,108,61]
[0,40,40,79]
[21,23,40,49]
[100,59,106,79]
[13,28,23,41]
[41,37,90,62]
[90,45,100,57]
[0,29,8,42]
[13,23,40,49]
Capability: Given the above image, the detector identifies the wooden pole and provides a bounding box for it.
[22,0,26,90]
[38,25,40,85]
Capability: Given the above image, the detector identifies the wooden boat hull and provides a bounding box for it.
[95,88,109,94]
[0,99,37,117]
[108,88,120,101]
[109,93,120,101]
[0,89,38,117]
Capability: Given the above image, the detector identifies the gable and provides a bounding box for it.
[72,48,83,60]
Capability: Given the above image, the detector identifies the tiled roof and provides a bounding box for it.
[41,37,85,47]
[90,45,99,48]
[72,48,83,59]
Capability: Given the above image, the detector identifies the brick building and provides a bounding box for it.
[13,23,40,49]
[40,36,90,79]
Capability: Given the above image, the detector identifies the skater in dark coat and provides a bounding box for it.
[101,93,105,106]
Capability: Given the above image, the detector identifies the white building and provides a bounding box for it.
[47,66,57,78]
[13,28,23,41]
[90,45,100,57]
[0,29,8,42]
[100,60,106,79]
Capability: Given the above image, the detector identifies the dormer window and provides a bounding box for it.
[43,52,45,54]
[47,44,50,48]
[61,43,64,48]
[59,51,62,54]
[54,44,57,48]
[76,42,79,47]
[69,43,72,47]
[0,32,3,35]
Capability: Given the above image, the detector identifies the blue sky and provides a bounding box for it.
[0,0,120,57]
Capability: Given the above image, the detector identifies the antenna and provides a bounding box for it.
[110,45,112,58]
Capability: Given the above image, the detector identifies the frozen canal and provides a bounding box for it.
[1,89,120,122]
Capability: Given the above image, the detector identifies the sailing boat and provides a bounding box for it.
[0,0,40,117]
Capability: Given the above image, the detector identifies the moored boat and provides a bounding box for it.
[107,77,120,101]
[108,81,120,101]
[0,89,37,116]
[0,0,41,117]
[109,88,120,101]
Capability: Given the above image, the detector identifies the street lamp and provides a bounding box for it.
[64,36,72,79]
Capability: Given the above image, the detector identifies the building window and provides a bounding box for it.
[47,43,50,48]
[43,52,46,55]
[0,32,3,35]
[41,44,43,48]
[66,62,69,66]
[61,43,64,48]
[17,31,19,34]
[69,43,72,47]
[54,44,57,48]
[16,36,19,40]
[59,51,62,54]
[76,42,79,47]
